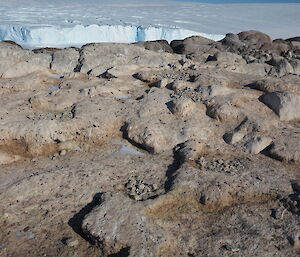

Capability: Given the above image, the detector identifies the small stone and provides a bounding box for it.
[155,78,170,88]
[171,80,191,91]
[171,98,197,117]
[65,237,79,247]
[125,176,158,201]
[59,150,67,156]
[74,146,84,152]
[48,153,58,160]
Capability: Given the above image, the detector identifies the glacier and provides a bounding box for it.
[0,0,299,48]
[0,24,224,48]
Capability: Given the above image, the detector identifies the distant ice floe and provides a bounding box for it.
[0,24,224,48]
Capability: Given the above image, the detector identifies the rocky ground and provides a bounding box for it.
[0,30,300,257]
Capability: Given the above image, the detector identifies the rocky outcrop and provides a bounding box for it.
[260,91,300,121]
[0,41,51,78]
[238,30,272,49]
[51,48,80,74]
[76,43,177,76]
[268,131,300,162]
[171,35,214,54]
[248,75,300,94]
[1,30,300,257]
[82,193,166,257]
[133,40,173,53]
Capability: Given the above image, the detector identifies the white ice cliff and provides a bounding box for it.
[0,24,224,48]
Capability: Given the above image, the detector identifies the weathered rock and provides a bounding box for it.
[125,176,160,200]
[170,98,198,116]
[51,48,79,73]
[249,76,300,94]
[82,193,166,257]
[206,51,246,65]
[238,62,272,76]
[196,85,234,99]
[220,33,246,52]
[64,237,79,247]
[177,139,204,161]
[133,71,165,83]
[173,154,292,212]
[206,100,243,122]
[291,40,300,51]
[1,34,300,257]
[267,55,295,76]
[272,39,291,53]
[205,51,270,75]
[1,53,51,78]
[260,91,300,121]
[170,80,192,91]
[267,131,300,162]
[77,43,177,76]
[244,136,273,154]
[290,58,300,74]
[0,150,22,165]
[238,30,272,49]
[133,40,173,53]
[150,78,171,88]
[0,42,52,78]
[292,182,300,193]
[170,35,214,54]
[290,233,300,248]
[223,118,257,145]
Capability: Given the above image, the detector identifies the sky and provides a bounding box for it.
[177,0,300,2]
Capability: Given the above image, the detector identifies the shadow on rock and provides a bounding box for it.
[120,123,150,152]
[164,143,185,192]
[107,247,130,257]
[68,192,103,244]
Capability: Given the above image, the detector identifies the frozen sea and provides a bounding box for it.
[0,0,299,47]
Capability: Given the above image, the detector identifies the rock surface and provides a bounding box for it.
[261,91,300,121]
[0,32,300,257]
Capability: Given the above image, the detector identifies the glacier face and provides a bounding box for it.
[0,24,224,48]
[1,0,299,48]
